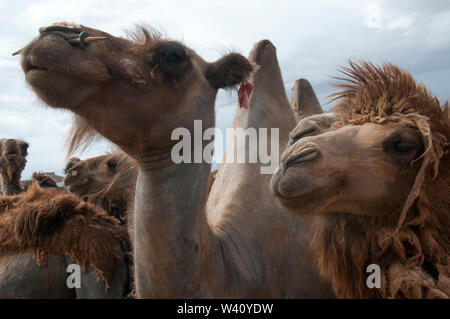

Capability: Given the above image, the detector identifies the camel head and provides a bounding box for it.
[19,22,254,160]
[272,112,426,217]
[64,154,117,197]
[0,138,29,183]
[272,61,450,218]
[64,152,135,199]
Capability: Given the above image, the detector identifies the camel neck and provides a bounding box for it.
[133,160,211,298]
[0,173,22,195]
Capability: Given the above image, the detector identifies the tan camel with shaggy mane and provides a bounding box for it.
[0,138,29,195]
[271,61,450,298]
[17,22,333,298]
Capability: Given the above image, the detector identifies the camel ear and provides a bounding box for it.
[206,53,254,89]
[149,41,191,80]
[106,158,118,170]
[290,79,323,119]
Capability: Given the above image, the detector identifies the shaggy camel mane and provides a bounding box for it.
[0,181,129,287]
[311,61,450,298]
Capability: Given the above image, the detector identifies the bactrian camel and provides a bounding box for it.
[271,61,450,298]
[0,138,28,195]
[17,22,333,298]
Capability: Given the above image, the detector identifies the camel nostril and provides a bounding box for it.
[284,144,319,167]
[39,24,83,35]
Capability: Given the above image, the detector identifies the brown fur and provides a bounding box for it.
[311,61,450,298]
[0,181,129,286]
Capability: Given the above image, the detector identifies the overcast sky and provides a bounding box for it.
[0,0,449,179]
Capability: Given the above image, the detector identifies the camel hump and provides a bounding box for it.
[290,78,323,119]
[247,40,287,104]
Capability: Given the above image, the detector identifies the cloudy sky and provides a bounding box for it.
[0,0,449,179]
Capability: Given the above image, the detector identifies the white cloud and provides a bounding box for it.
[365,3,383,29]
[364,2,412,30]
[388,15,412,30]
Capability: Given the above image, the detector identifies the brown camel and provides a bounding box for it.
[0,138,29,195]
[22,172,60,191]
[271,61,450,298]
[18,22,333,298]
[64,152,137,224]
[0,181,131,298]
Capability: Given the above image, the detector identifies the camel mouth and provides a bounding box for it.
[24,61,48,74]
[271,166,326,200]
[4,154,20,161]
[67,184,86,194]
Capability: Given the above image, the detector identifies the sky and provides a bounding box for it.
[0,0,449,179]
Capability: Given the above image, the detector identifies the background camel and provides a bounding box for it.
[22,172,60,191]
[18,22,333,298]
[0,181,131,298]
[64,152,137,225]
[0,138,28,195]
[271,61,450,298]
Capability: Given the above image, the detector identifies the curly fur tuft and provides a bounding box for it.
[0,181,129,286]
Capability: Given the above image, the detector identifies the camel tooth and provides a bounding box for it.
[71,170,78,176]
[12,48,23,56]
[83,36,108,44]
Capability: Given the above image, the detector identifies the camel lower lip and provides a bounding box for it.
[278,185,324,199]
[26,68,48,75]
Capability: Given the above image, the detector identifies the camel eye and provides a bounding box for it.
[393,141,414,153]
[106,159,117,169]
[383,130,423,167]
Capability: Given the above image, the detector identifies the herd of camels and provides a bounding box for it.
[0,22,448,299]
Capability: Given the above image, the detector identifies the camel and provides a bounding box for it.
[271,61,450,298]
[22,172,60,191]
[17,22,334,298]
[64,152,137,224]
[0,138,29,195]
[0,181,131,298]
